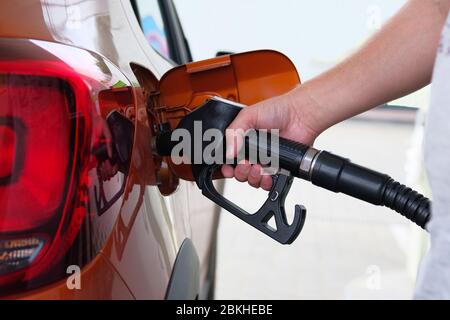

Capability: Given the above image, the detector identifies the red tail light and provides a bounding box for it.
[0,62,90,288]
[0,76,71,233]
[0,39,134,296]
[0,121,17,179]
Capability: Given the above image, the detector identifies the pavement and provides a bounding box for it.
[215,116,424,299]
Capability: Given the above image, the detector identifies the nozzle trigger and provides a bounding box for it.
[196,164,306,244]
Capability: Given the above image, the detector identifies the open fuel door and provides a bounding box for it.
[148,50,300,195]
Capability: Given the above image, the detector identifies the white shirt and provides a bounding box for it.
[415,13,450,299]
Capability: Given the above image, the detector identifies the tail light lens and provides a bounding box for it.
[0,42,133,294]
[0,64,88,290]
[0,76,71,233]
[0,120,18,180]
[0,237,45,276]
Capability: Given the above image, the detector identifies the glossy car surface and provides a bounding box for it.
[0,0,220,299]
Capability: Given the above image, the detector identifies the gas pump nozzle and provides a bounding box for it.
[154,97,431,244]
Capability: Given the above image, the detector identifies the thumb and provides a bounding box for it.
[225,107,258,160]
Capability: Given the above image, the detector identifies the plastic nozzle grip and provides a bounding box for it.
[243,132,310,177]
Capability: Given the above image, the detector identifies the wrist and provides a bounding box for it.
[288,83,332,138]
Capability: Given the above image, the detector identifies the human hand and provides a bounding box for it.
[221,86,321,190]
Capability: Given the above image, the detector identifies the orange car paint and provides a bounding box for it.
[0,0,219,299]
[0,0,300,299]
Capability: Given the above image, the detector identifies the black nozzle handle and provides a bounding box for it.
[242,131,313,178]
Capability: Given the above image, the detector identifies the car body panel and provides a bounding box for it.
[0,0,219,299]
[0,0,300,299]
[11,253,135,300]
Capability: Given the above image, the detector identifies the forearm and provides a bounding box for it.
[299,0,450,133]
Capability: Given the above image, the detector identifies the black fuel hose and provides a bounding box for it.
[244,133,432,229]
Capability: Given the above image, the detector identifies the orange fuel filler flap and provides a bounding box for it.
[148,50,301,195]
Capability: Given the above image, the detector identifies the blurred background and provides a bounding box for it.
[170,0,430,299]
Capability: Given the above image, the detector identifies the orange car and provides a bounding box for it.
[0,0,302,300]
[0,0,221,300]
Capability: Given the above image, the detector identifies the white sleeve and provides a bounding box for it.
[415,16,450,299]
